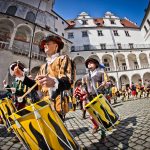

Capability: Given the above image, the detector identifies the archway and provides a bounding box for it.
[128,53,139,69]
[131,74,141,85]
[74,56,86,75]
[102,54,115,71]
[139,53,149,68]
[115,54,126,71]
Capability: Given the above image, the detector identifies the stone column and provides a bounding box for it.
[112,55,117,71]
[147,53,150,67]
[136,55,141,69]
[125,55,130,70]
[9,27,17,49]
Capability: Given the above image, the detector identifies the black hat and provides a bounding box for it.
[39,35,64,52]
[85,58,99,68]
[9,62,26,75]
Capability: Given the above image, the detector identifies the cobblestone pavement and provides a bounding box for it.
[0,98,150,150]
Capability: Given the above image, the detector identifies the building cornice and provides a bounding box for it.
[65,26,140,31]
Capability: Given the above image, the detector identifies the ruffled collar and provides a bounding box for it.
[46,53,59,64]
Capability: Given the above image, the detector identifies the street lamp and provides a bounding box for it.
[28,0,42,74]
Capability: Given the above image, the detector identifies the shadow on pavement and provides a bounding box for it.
[69,127,89,137]
[86,116,137,149]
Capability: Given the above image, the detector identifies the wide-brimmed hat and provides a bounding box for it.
[85,58,99,68]
[39,35,64,52]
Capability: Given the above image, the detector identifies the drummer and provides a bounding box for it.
[3,62,28,110]
[82,58,106,139]
[12,35,75,121]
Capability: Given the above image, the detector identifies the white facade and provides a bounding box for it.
[66,11,150,88]
[0,0,71,90]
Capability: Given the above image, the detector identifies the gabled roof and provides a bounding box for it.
[120,19,138,28]
[66,18,138,29]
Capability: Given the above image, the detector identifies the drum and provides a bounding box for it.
[9,98,80,150]
[0,97,16,129]
[85,94,120,131]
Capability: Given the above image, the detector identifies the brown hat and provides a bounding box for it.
[85,58,99,68]
[39,35,64,52]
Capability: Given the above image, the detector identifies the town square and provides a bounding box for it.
[0,0,150,149]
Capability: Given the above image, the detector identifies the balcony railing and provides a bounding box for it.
[0,41,46,61]
[71,44,150,52]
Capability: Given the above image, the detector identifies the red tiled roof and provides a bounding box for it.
[66,20,76,29]
[120,19,139,28]
[66,18,139,29]
[93,18,104,26]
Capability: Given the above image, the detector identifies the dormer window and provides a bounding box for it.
[82,20,88,25]
[110,20,115,24]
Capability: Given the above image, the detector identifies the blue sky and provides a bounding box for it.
[54,0,149,26]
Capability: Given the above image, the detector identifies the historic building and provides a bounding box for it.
[66,9,150,88]
[0,0,150,91]
[0,0,71,90]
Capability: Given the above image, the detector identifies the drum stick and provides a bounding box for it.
[20,72,49,99]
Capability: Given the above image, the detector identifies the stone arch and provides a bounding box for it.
[143,72,150,83]
[139,53,149,68]
[74,56,86,75]
[131,74,141,85]
[0,19,15,42]
[26,11,36,23]
[6,5,17,16]
[128,53,139,69]
[15,25,32,42]
[102,54,114,71]
[115,53,126,71]
[119,74,130,87]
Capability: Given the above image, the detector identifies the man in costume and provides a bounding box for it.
[82,58,106,139]
[3,62,28,110]
[12,35,75,121]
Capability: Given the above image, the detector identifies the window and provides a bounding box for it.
[62,21,64,24]
[100,44,106,50]
[6,6,17,16]
[125,31,130,37]
[26,11,36,23]
[71,46,75,51]
[68,32,74,39]
[113,30,119,36]
[62,33,64,37]
[110,20,115,24]
[55,28,58,32]
[129,43,134,49]
[97,30,103,36]
[83,45,90,50]
[104,59,108,62]
[82,20,88,25]
[117,43,122,49]
[82,31,88,37]
[144,26,148,33]
[55,16,58,20]
[147,19,150,26]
